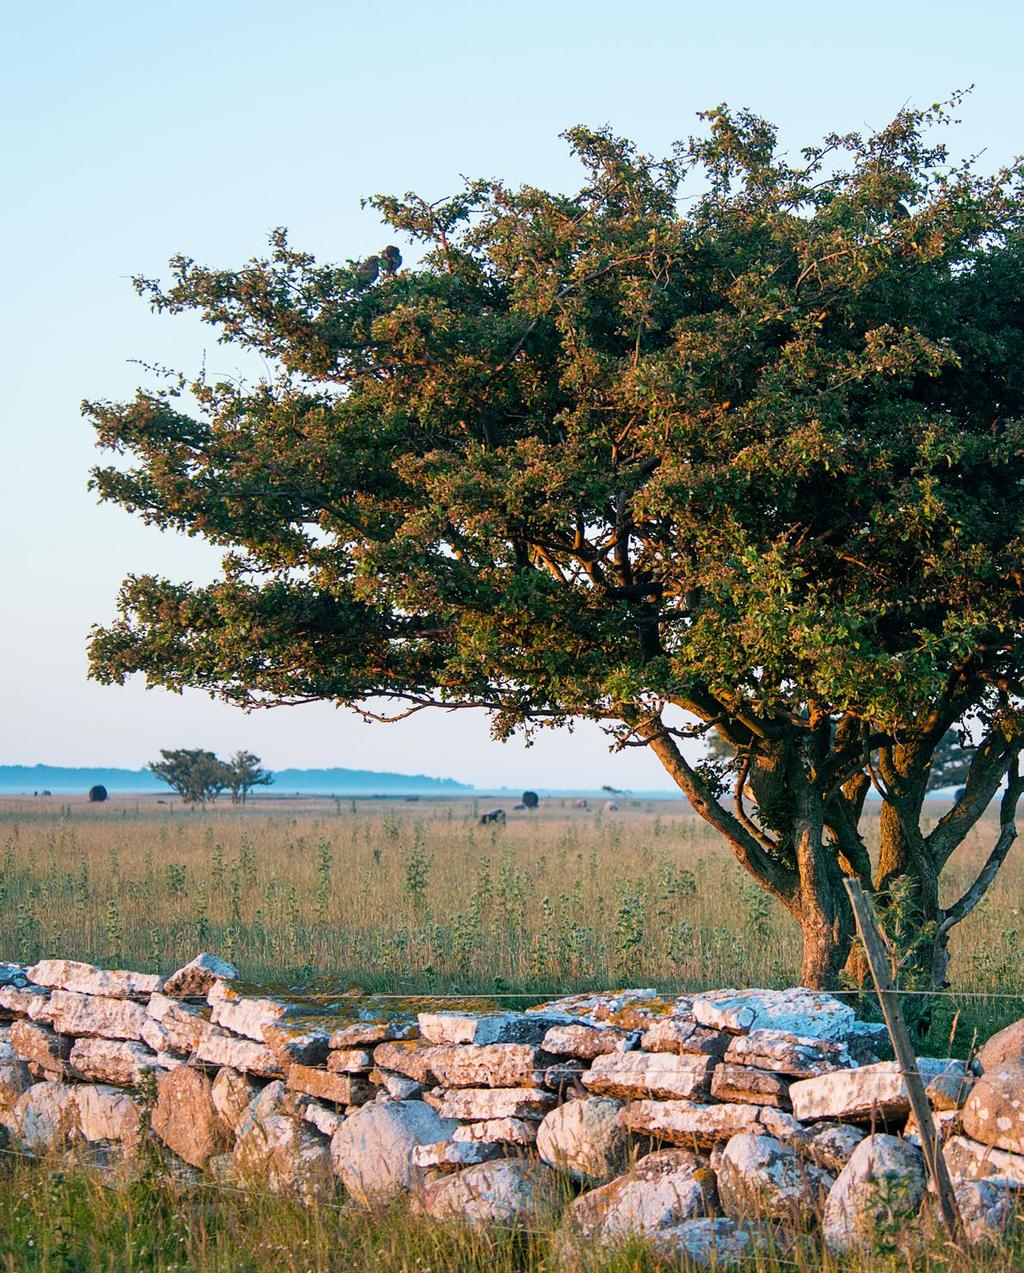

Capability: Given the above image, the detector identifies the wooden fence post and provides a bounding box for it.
[842,877,963,1245]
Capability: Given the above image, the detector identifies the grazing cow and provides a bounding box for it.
[603,800,619,813]
[573,798,589,810]
[479,808,507,825]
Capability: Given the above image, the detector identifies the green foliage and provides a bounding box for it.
[149,748,230,807]
[86,102,1024,986]
[225,749,273,803]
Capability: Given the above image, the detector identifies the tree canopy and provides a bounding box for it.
[88,98,1024,990]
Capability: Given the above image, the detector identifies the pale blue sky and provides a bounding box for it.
[1,1,1021,787]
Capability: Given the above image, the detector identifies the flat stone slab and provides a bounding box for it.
[372,1039,447,1085]
[326,1048,374,1073]
[69,1038,158,1087]
[10,1020,73,1073]
[428,1044,544,1089]
[710,1062,790,1109]
[162,954,238,998]
[429,1086,557,1121]
[692,988,858,1040]
[28,960,162,999]
[286,1064,374,1107]
[790,1059,966,1123]
[194,1025,284,1078]
[418,1011,567,1046]
[411,1140,506,1168]
[724,1028,853,1077]
[541,1023,636,1059]
[49,991,148,1042]
[530,990,692,1031]
[640,1020,729,1058]
[618,1100,764,1148]
[944,1134,1024,1187]
[143,995,207,1055]
[583,1051,715,1101]
[452,1117,538,1146]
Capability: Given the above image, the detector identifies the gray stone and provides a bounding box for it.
[710,1062,790,1108]
[801,1122,868,1173]
[530,989,690,1030]
[263,1024,331,1067]
[374,1069,424,1100]
[414,1159,559,1229]
[329,1099,457,1206]
[427,1043,542,1089]
[233,1111,333,1202]
[640,1019,729,1058]
[303,1101,343,1139]
[541,1023,636,1059]
[822,1134,926,1252]
[692,987,859,1040]
[948,1178,1016,1246]
[582,1050,715,1101]
[536,1096,628,1182]
[0,1054,32,1128]
[452,1117,538,1146]
[411,1139,506,1168]
[646,1217,769,1268]
[717,1133,834,1221]
[566,1148,716,1240]
[10,1019,73,1073]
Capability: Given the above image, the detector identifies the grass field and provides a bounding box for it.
[2,795,1023,1270]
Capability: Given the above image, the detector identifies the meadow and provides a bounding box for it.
[2,794,1024,1271]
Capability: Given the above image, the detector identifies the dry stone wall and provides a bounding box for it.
[1,955,1022,1259]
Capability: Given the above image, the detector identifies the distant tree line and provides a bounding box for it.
[148,749,272,807]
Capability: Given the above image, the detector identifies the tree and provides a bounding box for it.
[927,729,974,794]
[224,750,273,803]
[88,98,1024,994]
[149,749,229,807]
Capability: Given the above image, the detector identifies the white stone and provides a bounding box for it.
[822,1134,926,1252]
[145,994,207,1054]
[28,960,162,999]
[75,1084,142,1145]
[234,1112,333,1202]
[949,1179,1015,1246]
[417,1011,565,1046]
[640,1019,729,1057]
[427,1043,542,1089]
[962,1060,1024,1154]
[210,1067,261,1131]
[724,1028,853,1077]
[647,1218,768,1267]
[791,1059,966,1123]
[943,1134,1024,1187]
[716,1133,834,1220]
[303,1100,343,1139]
[452,1117,538,1146]
[566,1149,717,1242]
[536,1097,627,1182]
[692,988,857,1040]
[208,990,291,1042]
[430,1086,557,1121]
[326,1048,374,1073]
[14,1080,80,1150]
[195,1025,283,1078]
[0,1055,32,1128]
[412,1140,505,1168]
[49,990,148,1041]
[618,1100,763,1148]
[415,1159,558,1229]
[582,1051,715,1101]
[541,1023,636,1059]
[69,1038,158,1086]
[329,1099,457,1206]
[377,1070,423,1100]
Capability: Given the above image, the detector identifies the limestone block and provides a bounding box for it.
[724,1028,853,1077]
[162,954,238,998]
[536,1096,627,1182]
[28,960,162,999]
[211,1067,261,1131]
[798,1121,867,1174]
[411,1139,506,1168]
[329,1099,457,1205]
[543,1058,587,1099]
[582,1050,715,1101]
[0,1054,33,1127]
[646,1218,769,1267]
[286,1063,373,1107]
[418,1011,566,1047]
[326,1048,374,1073]
[926,1069,974,1112]
[692,988,857,1040]
[530,989,689,1030]
[372,1039,446,1085]
[541,1023,636,1059]
[234,1112,333,1202]
[428,1043,543,1089]
[565,1148,717,1241]
[822,1134,926,1252]
[10,1020,73,1073]
[943,1133,1024,1186]
[303,1100,343,1139]
[414,1159,560,1229]
[194,1025,283,1078]
[14,1080,80,1150]
[710,1062,791,1109]
[69,1038,158,1086]
[0,984,52,1022]
[640,1020,730,1058]
[617,1100,763,1148]
[430,1086,557,1121]
[76,1084,142,1145]
[48,990,148,1041]
[961,1060,1024,1154]
[452,1117,538,1146]
[716,1133,834,1221]
[975,1018,1024,1074]
[208,990,291,1042]
[790,1059,966,1123]
[949,1179,1015,1246]
[152,1065,231,1167]
[328,1014,419,1049]
[373,1069,424,1100]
